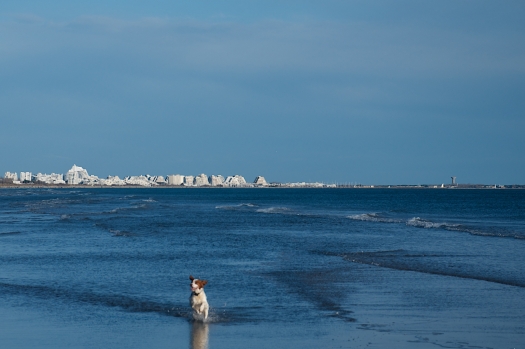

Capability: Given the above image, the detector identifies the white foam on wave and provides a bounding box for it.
[231,203,256,208]
[406,217,459,230]
[348,213,468,232]
[347,213,400,223]
[256,207,292,214]
[404,217,524,239]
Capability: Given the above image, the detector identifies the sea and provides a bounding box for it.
[0,188,524,349]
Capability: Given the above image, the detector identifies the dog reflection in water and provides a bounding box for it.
[191,321,209,349]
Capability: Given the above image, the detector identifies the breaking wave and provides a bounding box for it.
[347,212,525,240]
[347,213,401,223]
[406,217,525,239]
[406,217,459,229]
[256,207,293,214]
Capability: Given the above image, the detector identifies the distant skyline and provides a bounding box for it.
[0,164,502,186]
[1,1,524,184]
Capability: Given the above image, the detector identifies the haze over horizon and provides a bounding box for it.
[1,1,524,184]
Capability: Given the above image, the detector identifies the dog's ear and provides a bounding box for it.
[189,275,194,281]
[201,280,208,286]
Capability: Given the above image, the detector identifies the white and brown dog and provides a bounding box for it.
[189,275,209,321]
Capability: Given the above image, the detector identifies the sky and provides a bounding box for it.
[1,1,524,184]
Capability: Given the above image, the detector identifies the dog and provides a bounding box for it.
[189,275,209,321]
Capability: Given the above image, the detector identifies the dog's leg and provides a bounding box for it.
[198,304,208,320]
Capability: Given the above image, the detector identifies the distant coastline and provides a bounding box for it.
[4,164,523,189]
[0,183,523,189]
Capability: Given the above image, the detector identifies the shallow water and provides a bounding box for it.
[0,188,524,348]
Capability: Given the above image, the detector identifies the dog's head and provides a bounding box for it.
[189,275,208,293]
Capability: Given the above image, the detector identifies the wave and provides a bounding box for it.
[215,203,258,210]
[256,207,293,214]
[0,281,189,318]
[462,229,525,240]
[406,217,525,239]
[347,213,401,223]
[0,231,22,236]
[217,204,314,217]
[326,249,525,288]
[0,281,249,323]
[346,212,525,240]
[406,217,459,229]
[215,204,524,240]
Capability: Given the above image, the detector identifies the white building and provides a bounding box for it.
[20,172,32,182]
[194,174,210,186]
[209,175,225,186]
[224,175,247,187]
[184,176,194,186]
[253,176,268,186]
[124,175,155,186]
[167,174,184,186]
[65,165,89,185]
[154,176,166,185]
[34,173,66,185]
[143,175,165,185]
[4,172,18,181]
[100,176,126,186]
[84,175,103,186]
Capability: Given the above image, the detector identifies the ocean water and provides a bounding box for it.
[0,188,524,349]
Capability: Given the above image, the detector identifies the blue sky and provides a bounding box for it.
[1,1,524,184]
